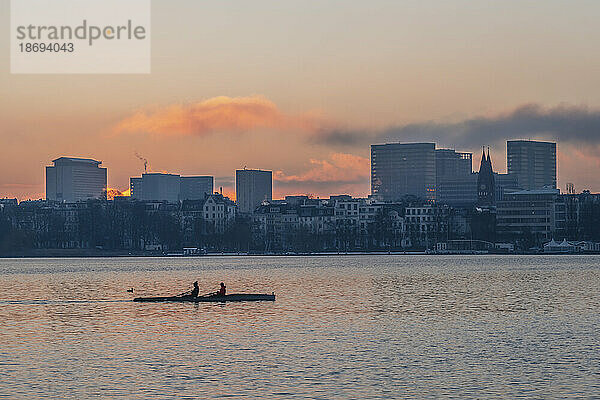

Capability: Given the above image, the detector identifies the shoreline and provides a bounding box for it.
[1,250,599,258]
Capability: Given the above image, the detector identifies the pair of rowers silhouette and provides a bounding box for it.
[186,281,226,298]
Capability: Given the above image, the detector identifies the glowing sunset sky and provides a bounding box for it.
[2,1,600,200]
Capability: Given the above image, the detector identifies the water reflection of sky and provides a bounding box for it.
[0,255,599,398]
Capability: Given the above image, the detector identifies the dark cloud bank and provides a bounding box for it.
[316,104,600,148]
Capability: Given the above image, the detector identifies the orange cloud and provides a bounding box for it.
[274,153,370,184]
[115,96,328,136]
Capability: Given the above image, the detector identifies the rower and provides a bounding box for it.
[190,281,199,297]
[217,282,226,296]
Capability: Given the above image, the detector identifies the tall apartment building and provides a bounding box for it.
[236,169,272,213]
[130,173,213,202]
[507,140,557,190]
[46,157,107,202]
[371,143,437,202]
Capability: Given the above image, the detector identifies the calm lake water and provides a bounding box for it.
[0,255,598,399]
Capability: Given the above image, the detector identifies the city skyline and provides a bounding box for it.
[2,3,600,399]
[3,2,600,200]
[0,137,585,202]
[2,106,600,201]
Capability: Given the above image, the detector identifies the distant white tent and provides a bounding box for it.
[544,238,577,253]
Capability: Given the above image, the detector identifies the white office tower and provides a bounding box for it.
[46,157,107,202]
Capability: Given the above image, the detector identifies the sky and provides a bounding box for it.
[1,0,600,200]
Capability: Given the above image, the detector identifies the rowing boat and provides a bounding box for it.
[133,293,276,302]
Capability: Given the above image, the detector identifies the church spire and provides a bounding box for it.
[486,147,493,172]
[479,146,487,170]
[477,145,496,206]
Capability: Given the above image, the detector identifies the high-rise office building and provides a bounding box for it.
[236,169,272,213]
[435,149,475,206]
[180,176,214,200]
[371,143,436,201]
[435,149,472,181]
[46,157,107,202]
[507,140,557,190]
[134,173,180,202]
[129,173,213,202]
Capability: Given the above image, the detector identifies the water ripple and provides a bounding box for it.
[0,255,599,399]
